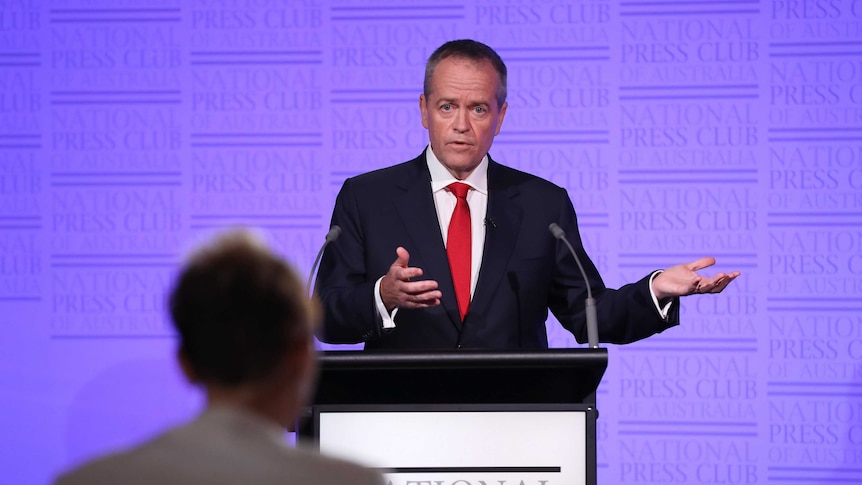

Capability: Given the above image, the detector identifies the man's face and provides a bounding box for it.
[420,57,508,180]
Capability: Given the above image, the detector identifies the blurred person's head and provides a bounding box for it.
[169,229,320,430]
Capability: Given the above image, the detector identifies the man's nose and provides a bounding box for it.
[452,109,470,133]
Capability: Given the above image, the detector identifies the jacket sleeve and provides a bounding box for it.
[315,178,386,344]
[548,191,679,345]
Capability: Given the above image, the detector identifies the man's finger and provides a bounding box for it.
[402,299,441,309]
[687,256,716,272]
[412,288,442,301]
[711,281,729,293]
[712,273,739,293]
[401,280,439,295]
[403,292,442,307]
[707,276,726,293]
[393,266,424,282]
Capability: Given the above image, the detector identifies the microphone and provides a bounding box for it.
[549,223,599,349]
[484,217,497,228]
[306,225,341,298]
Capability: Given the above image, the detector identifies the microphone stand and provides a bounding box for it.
[549,223,599,349]
[306,225,341,298]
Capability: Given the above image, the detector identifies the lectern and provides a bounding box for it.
[297,349,607,485]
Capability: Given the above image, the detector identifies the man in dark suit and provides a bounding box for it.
[316,39,738,351]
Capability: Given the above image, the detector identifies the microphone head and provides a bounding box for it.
[548,223,565,240]
[325,225,342,242]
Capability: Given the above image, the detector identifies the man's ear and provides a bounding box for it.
[177,348,198,383]
[494,101,508,136]
[288,338,318,402]
[419,94,430,129]
[291,338,316,380]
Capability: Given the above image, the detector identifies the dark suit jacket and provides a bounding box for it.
[316,153,678,350]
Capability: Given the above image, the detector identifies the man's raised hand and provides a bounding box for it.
[652,256,740,300]
[379,247,442,312]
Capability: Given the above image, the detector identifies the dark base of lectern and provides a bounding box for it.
[298,349,607,485]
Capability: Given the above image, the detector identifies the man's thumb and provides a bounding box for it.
[394,246,410,267]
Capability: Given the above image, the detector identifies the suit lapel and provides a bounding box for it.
[393,156,462,330]
[469,159,522,319]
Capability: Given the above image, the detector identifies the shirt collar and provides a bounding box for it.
[425,145,489,195]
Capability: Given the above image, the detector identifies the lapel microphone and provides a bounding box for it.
[484,218,497,228]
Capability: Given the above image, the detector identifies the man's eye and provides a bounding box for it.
[441,104,452,111]
[473,107,486,114]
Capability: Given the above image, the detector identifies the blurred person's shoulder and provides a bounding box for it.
[55,428,384,485]
[287,444,385,485]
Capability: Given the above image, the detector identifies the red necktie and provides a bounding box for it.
[446,182,471,321]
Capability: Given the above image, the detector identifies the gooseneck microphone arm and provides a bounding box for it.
[306,225,341,298]
[549,223,599,349]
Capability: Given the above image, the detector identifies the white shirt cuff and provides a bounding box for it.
[649,270,673,320]
[374,276,398,329]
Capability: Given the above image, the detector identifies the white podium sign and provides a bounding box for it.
[318,406,588,485]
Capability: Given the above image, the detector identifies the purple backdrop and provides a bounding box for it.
[1,1,861,484]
